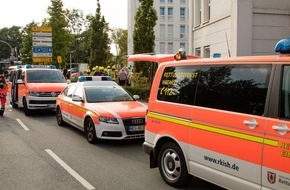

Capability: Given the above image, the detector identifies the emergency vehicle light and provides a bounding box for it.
[24,64,56,69]
[275,37,290,54]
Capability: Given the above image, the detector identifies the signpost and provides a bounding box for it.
[32,27,52,63]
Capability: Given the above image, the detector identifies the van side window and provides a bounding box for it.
[157,66,200,105]
[280,65,290,119]
[195,64,272,115]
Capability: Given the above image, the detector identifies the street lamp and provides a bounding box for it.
[69,50,76,79]
[0,40,14,61]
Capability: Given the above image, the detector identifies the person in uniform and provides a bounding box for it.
[0,75,8,115]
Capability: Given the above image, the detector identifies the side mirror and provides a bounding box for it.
[133,95,140,100]
[16,79,24,84]
[72,95,83,102]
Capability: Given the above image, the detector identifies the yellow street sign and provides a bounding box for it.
[57,56,62,64]
[32,57,53,63]
[32,26,52,32]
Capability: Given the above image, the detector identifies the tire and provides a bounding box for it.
[56,107,65,126]
[84,118,98,144]
[23,98,31,116]
[158,142,192,187]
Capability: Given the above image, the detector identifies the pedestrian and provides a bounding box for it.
[0,75,8,115]
[63,68,68,79]
[118,68,127,86]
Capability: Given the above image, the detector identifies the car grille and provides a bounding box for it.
[29,100,56,104]
[37,92,60,97]
[123,117,145,135]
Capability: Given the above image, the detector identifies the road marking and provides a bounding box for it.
[45,149,95,190]
[16,118,30,131]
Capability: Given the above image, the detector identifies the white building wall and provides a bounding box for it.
[189,0,290,57]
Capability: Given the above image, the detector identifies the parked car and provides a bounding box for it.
[56,81,147,144]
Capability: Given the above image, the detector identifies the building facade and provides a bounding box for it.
[128,0,290,59]
[128,0,190,56]
[189,0,290,57]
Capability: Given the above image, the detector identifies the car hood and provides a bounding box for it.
[87,101,147,118]
[26,83,67,92]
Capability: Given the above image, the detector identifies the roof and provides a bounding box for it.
[127,54,200,63]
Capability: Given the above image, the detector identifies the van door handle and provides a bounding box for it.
[243,119,258,129]
[272,124,290,135]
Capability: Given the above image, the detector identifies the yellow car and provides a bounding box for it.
[56,81,147,144]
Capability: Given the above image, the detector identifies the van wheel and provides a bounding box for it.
[56,107,65,126]
[84,118,98,144]
[23,98,31,116]
[158,142,192,187]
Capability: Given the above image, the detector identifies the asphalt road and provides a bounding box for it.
[0,105,225,190]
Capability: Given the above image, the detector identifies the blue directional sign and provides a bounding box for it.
[32,47,52,53]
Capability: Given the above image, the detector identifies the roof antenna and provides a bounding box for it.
[225,32,231,57]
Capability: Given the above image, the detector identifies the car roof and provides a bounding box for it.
[74,81,119,87]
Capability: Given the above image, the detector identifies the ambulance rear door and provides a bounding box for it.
[262,64,290,190]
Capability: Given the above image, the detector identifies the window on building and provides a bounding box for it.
[168,0,173,3]
[180,0,185,5]
[204,46,210,58]
[168,7,173,21]
[180,7,185,21]
[195,48,201,56]
[204,0,211,22]
[180,42,186,50]
[167,24,173,39]
[160,24,165,39]
[180,25,185,38]
[168,42,173,53]
[160,42,165,53]
[160,0,165,3]
[160,7,165,21]
[194,0,201,26]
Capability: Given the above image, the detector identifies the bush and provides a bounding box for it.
[124,86,150,101]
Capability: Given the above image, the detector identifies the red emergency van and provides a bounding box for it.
[142,38,290,190]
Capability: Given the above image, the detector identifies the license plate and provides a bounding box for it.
[128,125,144,132]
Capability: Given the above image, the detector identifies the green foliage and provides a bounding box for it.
[89,0,110,68]
[20,22,38,64]
[131,72,150,88]
[0,26,22,61]
[133,0,157,76]
[124,86,150,101]
[65,9,90,64]
[111,28,127,57]
[48,0,71,66]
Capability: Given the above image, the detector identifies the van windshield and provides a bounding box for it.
[27,70,66,83]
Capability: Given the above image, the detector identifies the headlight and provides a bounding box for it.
[29,91,40,96]
[99,116,119,124]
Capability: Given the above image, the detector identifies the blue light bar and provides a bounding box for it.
[275,38,290,54]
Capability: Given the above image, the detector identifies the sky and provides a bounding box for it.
[0,0,128,29]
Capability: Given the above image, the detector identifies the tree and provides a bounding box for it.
[47,0,71,67]
[111,28,127,57]
[0,26,22,61]
[133,0,157,77]
[20,22,39,64]
[111,28,128,67]
[89,0,110,68]
[65,8,90,64]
